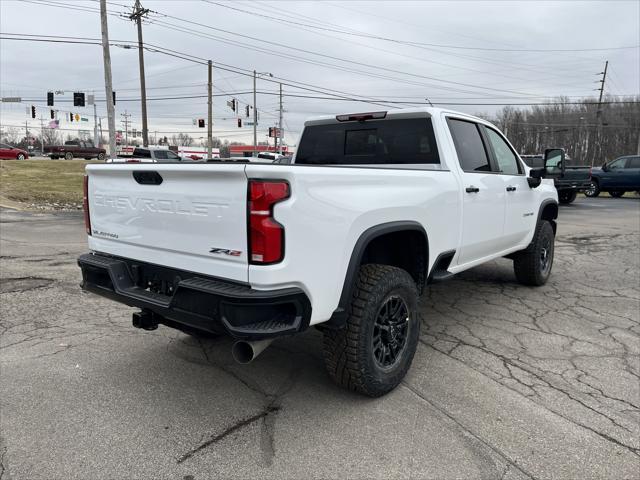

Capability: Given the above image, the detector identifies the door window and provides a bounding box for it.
[447,119,491,172]
[626,156,640,168]
[484,128,521,175]
[608,157,626,170]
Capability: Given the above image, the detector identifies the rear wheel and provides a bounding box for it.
[558,190,577,204]
[584,180,600,197]
[513,220,555,286]
[97,152,106,161]
[609,190,625,198]
[64,152,73,160]
[322,264,420,397]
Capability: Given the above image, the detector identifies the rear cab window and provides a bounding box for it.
[296,117,440,165]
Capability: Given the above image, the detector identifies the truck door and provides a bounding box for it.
[481,125,535,248]
[600,157,627,188]
[623,156,640,189]
[447,118,509,265]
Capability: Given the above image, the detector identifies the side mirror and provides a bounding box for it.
[543,148,565,176]
[601,163,609,172]
[527,167,544,188]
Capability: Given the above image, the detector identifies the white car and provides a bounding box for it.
[78,107,558,396]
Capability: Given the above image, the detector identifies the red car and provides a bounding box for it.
[0,143,29,160]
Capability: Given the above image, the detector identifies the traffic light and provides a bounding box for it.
[47,92,54,106]
[268,127,273,137]
[31,105,36,119]
[231,99,236,112]
[70,112,74,122]
[50,109,55,120]
[74,92,85,107]
[237,118,242,128]
[198,119,205,128]
[112,91,116,105]
[246,105,250,117]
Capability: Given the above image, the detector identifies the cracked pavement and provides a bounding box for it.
[1,197,639,479]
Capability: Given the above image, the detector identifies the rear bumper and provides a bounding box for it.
[78,253,312,340]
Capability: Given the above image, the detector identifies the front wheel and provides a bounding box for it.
[64,152,73,160]
[513,220,555,286]
[609,190,625,198]
[16,153,25,160]
[558,190,577,204]
[322,264,420,397]
[584,180,600,197]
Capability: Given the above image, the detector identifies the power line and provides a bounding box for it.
[206,1,639,53]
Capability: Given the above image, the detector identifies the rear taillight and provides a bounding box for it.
[83,175,91,235]
[248,180,289,264]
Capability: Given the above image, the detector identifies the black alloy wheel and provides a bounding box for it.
[372,295,410,369]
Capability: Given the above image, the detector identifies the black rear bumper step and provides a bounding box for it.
[78,253,311,340]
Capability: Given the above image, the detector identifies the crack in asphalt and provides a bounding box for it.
[176,405,281,464]
[172,338,301,466]
[0,276,54,294]
[402,382,537,480]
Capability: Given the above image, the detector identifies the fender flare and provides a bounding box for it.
[326,221,428,327]
[537,199,558,234]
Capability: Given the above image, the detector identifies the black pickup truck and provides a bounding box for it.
[521,154,591,204]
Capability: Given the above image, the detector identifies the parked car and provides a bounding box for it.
[108,147,189,163]
[44,140,106,160]
[521,154,591,204]
[586,155,640,197]
[0,143,29,160]
[78,107,559,397]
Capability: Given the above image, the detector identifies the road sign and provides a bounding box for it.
[87,95,95,106]
[1,97,21,103]
[268,127,282,138]
[246,122,256,126]
[74,114,81,121]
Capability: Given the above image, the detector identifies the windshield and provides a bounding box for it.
[296,118,440,165]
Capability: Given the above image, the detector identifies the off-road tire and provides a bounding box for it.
[64,152,73,160]
[609,190,625,198]
[584,180,600,197]
[322,264,420,397]
[558,190,577,204]
[513,220,554,286]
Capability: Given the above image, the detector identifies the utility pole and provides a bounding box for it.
[100,0,117,159]
[93,100,99,146]
[278,83,283,155]
[594,60,608,165]
[129,0,149,147]
[24,120,28,144]
[207,60,213,160]
[121,111,131,146]
[253,70,257,156]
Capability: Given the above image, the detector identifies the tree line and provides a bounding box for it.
[483,95,640,165]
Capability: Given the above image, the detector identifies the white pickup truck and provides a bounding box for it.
[78,108,559,396]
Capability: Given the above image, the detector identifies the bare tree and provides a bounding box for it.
[1,127,21,145]
[40,128,61,146]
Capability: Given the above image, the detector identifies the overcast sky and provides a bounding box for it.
[1,0,639,147]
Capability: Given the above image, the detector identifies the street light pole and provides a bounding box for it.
[207,60,213,160]
[253,70,257,157]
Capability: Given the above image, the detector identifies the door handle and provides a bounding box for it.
[465,186,480,193]
[506,186,517,192]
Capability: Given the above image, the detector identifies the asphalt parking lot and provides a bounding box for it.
[1,196,639,480]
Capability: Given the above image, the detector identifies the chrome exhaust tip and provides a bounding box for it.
[231,338,274,364]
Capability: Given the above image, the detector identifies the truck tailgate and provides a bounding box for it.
[85,163,249,283]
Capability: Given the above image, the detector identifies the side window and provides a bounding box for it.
[608,158,626,170]
[447,118,491,172]
[627,156,640,168]
[484,128,521,175]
